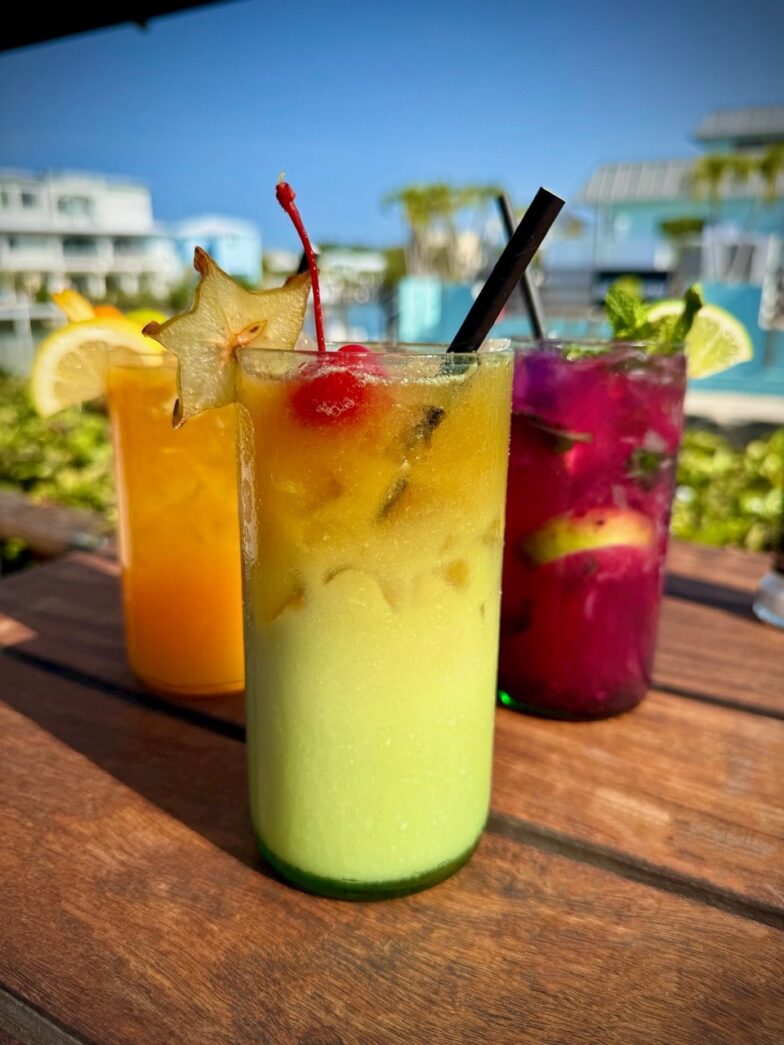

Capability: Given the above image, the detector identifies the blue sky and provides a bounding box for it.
[1,0,782,249]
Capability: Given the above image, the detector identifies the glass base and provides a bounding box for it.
[256,833,481,901]
[498,687,645,721]
[753,572,784,630]
[135,671,245,699]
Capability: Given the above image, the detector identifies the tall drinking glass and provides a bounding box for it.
[107,350,244,696]
[499,340,687,719]
[236,344,513,898]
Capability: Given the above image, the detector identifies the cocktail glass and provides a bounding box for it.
[499,339,686,719]
[107,349,244,696]
[236,343,513,898]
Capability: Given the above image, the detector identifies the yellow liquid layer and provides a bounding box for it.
[239,354,512,884]
[108,360,243,696]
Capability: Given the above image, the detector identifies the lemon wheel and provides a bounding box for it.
[31,318,162,417]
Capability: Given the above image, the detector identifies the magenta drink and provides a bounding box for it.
[499,340,687,719]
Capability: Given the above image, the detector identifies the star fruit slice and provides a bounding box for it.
[143,247,311,425]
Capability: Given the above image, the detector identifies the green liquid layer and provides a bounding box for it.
[257,833,481,901]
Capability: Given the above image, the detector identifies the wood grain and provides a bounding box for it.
[655,596,784,715]
[0,490,108,557]
[4,651,781,918]
[0,552,245,725]
[493,697,784,912]
[666,540,770,594]
[1,668,783,1045]
[0,541,780,729]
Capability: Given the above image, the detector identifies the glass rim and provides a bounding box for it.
[504,336,686,356]
[236,340,514,363]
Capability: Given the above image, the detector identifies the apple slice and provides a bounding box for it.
[521,508,655,565]
[143,248,310,425]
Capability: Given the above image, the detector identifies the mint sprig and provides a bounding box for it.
[604,284,651,340]
[604,281,704,348]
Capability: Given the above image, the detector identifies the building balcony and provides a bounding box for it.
[0,210,155,236]
[0,248,62,271]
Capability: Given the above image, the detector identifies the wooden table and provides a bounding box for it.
[1,540,782,1043]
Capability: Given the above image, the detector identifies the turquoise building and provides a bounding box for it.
[175,215,262,284]
[552,105,784,398]
[398,106,784,402]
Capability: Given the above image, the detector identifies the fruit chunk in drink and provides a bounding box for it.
[108,352,243,696]
[238,345,513,897]
[499,342,686,719]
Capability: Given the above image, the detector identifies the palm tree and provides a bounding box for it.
[723,153,754,281]
[692,153,733,277]
[757,144,784,204]
[383,182,502,279]
[381,185,438,275]
[691,154,731,203]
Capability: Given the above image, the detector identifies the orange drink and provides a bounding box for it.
[107,352,243,696]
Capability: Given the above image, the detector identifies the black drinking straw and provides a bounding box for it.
[448,187,564,353]
[497,193,547,339]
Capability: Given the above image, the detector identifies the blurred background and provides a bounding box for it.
[0,0,782,570]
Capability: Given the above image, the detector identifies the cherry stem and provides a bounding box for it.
[275,179,326,354]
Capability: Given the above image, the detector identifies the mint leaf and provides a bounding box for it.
[627,447,675,490]
[522,413,593,453]
[669,284,703,344]
[604,283,649,339]
[603,280,704,353]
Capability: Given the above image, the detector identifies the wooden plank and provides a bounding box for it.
[0,541,781,727]
[493,696,784,913]
[1,670,783,1044]
[0,553,245,726]
[3,652,783,924]
[655,595,784,715]
[666,539,771,595]
[0,490,108,557]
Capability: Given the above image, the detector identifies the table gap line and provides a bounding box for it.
[0,983,88,1045]
[6,645,783,734]
[1,647,245,741]
[6,647,784,929]
[652,681,784,721]
[487,813,784,931]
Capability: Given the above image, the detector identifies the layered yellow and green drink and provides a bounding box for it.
[236,344,512,896]
[145,181,515,897]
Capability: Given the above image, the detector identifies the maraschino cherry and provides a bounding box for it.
[275,180,383,426]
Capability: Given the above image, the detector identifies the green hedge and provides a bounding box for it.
[672,426,783,551]
[0,372,781,572]
[0,373,114,571]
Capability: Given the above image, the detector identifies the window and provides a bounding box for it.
[62,236,97,256]
[21,192,38,209]
[58,196,93,218]
[7,235,44,251]
[113,237,141,256]
[0,190,10,208]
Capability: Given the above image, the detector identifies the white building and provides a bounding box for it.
[0,169,181,301]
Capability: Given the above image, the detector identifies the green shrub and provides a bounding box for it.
[672,426,783,551]
[0,372,114,571]
[0,370,781,573]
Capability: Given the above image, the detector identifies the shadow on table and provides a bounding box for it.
[2,649,280,880]
[664,572,758,623]
[0,552,246,729]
